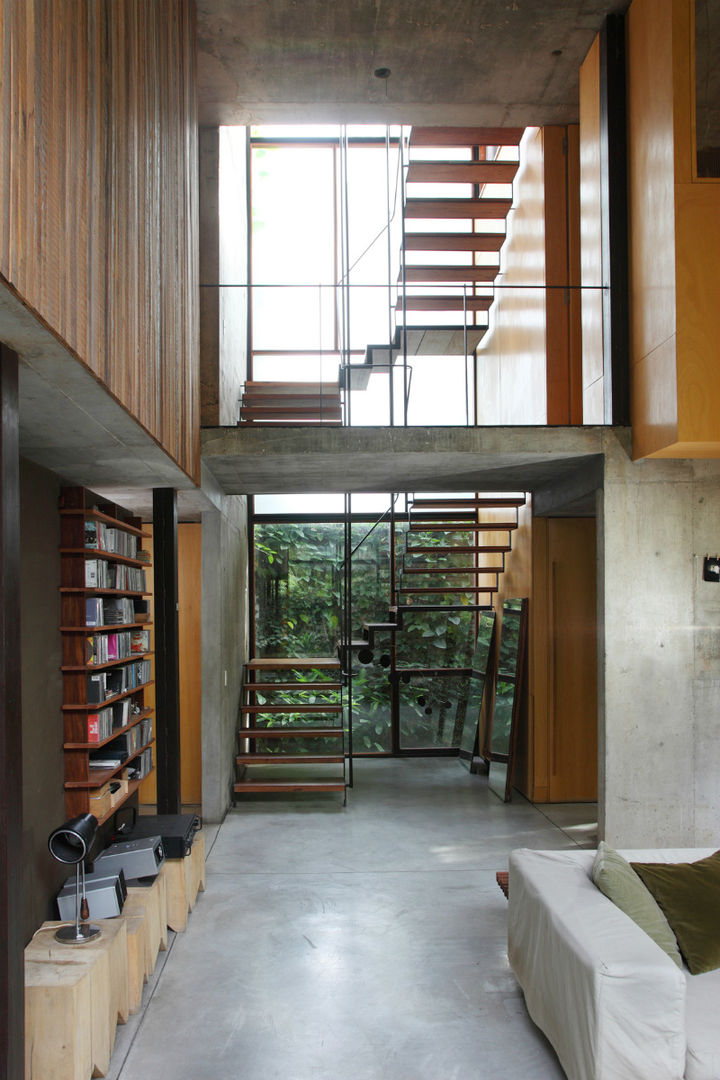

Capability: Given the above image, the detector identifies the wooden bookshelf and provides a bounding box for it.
[59,487,155,820]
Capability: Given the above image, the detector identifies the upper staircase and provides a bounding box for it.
[350,126,523,391]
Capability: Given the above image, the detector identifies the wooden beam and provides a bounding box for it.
[0,344,23,1080]
[152,489,181,814]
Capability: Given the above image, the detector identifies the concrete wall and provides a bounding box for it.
[201,494,250,822]
[599,431,720,845]
[20,460,67,943]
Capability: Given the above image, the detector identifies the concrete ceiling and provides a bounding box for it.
[197,0,626,127]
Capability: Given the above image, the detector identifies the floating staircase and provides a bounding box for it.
[348,126,523,391]
[361,494,525,669]
[234,657,347,800]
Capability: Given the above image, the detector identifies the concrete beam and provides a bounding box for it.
[201,423,612,495]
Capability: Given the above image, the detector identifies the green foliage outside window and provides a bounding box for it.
[253,521,478,750]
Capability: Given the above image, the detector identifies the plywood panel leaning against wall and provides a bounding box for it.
[626,0,720,457]
[475,127,582,425]
[0,0,200,480]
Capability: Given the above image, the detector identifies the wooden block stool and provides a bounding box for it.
[162,832,206,932]
[25,961,92,1080]
[118,900,147,1014]
[25,919,129,1078]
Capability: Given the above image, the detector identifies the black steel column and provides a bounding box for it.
[0,344,23,1080]
[599,13,630,426]
[152,488,181,814]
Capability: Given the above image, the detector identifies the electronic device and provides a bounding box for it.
[94,835,165,880]
[57,868,127,920]
[114,811,201,859]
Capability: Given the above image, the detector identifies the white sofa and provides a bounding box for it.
[508,847,720,1080]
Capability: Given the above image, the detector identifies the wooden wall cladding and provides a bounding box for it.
[0,1,200,481]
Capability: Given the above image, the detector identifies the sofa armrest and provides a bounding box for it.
[508,849,686,1080]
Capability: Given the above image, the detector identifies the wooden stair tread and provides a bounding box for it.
[404,233,505,252]
[234,780,346,793]
[236,754,345,764]
[396,585,498,594]
[240,727,345,738]
[399,296,493,312]
[407,161,519,184]
[243,381,339,393]
[241,393,341,405]
[240,406,343,419]
[406,544,511,554]
[401,565,501,575]
[404,198,512,220]
[247,657,342,670]
[409,126,524,147]
[394,603,487,613]
[363,622,399,631]
[245,682,343,692]
[402,266,499,284]
[410,497,525,508]
[240,704,343,714]
[409,520,517,531]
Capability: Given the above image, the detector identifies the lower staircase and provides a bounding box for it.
[361,494,525,676]
[234,656,347,801]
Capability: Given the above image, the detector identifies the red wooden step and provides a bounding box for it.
[236,754,345,765]
[401,565,501,576]
[240,704,343,715]
[244,682,343,693]
[243,382,338,394]
[239,727,345,739]
[409,520,517,531]
[247,657,342,671]
[409,126,524,147]
[404,233,505,252]
[234,780,346,793]
[399,296,493,313]
[410,497,525,509]
[406,161,519,184]
[405,198,512,220]
[406,544,512,554]
[396,585,498,595]
[402,266,499,284]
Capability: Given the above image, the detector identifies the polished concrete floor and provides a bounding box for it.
[110,759,597,1080]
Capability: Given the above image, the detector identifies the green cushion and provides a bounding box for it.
[631,850,720,975]
[592,842,682,967]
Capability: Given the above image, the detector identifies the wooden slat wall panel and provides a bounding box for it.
[0,0,199,482]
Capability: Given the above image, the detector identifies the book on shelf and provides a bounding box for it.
[85,597,104,626]
[89,754,126,769]
[86,671,108,703]
[130,629,150,654]
[85,520,99,549]
[112,699,131,728]
[103,597,134,625]
[87,707,114,742]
